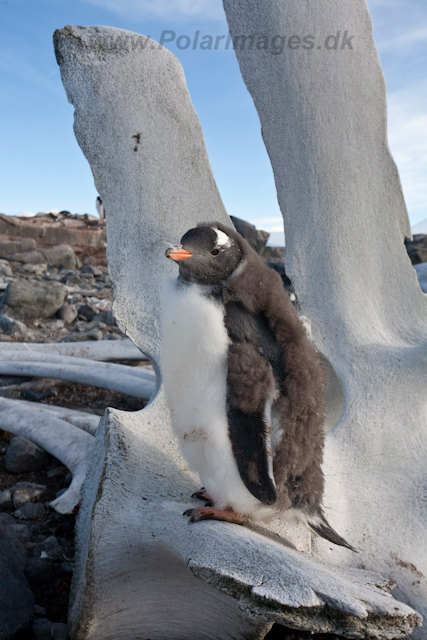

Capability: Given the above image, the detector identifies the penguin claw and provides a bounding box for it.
[191,488,213,506]
[183,506,247,525]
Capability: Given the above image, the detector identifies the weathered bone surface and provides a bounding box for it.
[55,24,422,640]
[0,397,93,513]
[0,350,156,383]
[5,399,100,435]
[0,337,144,361]
[223,0,427,633]
[0,360,154,399]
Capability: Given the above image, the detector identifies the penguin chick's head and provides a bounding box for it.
[165,224,243,285]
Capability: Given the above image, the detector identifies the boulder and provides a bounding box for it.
[0,236,36,258]
[0,212,106,248]
[405,235,427,265]
[7,244,77,269]
[230,215,269,253]
[6,436,50,474]
[0,519,34,639]
[0,280,68,321]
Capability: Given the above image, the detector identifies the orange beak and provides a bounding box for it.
[165,247,193,261]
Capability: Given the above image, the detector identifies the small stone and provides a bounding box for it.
[58,303,78,324]
[80,264,95,275]
[33,535,64,561]
[77,303,97,321]
[12,482,47,509]
[6,436,50,474]
[32,618,68,640]
[13,502,45,520]
[64,272,85,286]
[34,605,47,617]
[61,328,102,342]
[0,489,13,510]
[97,309,116,326]
[46,465,68,478]
[0,263,13,277]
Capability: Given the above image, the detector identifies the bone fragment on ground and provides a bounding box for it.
[4,399,100,435]
[0,361,154,399]
[0,337,144,361]
[0,350,156,383]
[0,397,93,513]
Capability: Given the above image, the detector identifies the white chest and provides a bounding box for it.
[160,279,229,438]
[160,278,270,518]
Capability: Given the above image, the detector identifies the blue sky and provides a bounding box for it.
[0,0,426,244]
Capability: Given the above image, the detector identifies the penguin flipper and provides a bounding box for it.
[227,405,277,504]
[226,341,277,505]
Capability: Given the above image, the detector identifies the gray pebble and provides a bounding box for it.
[6,436,50,474]
[13,502,45,520]
[0,488,13,511]
[12,482,47,509]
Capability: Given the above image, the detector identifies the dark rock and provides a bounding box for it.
[230,215,270,254]
[8,523,32,544]
[46,466,68,479]
[13,502,45,520]
[24,557,58,586]
[0,520,34,639]
[262,246,285,259]
[6,437,50,474]
[22,389,55,402]
[32,618,68,640]
[61,328,102,342]
[33,536,64,561]
[97,309,116,325]
[63,273,85,287]
[405,235,427,265]
[77,303,96,321]
[0,489,13,511]
[414,262,427,293]
[80,264,95,275]
[58,303,77,324]
[12,482,47,509]
[0,280,68,321]
[34,605,47,617]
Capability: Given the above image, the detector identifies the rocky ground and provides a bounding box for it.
[0,211,424,639]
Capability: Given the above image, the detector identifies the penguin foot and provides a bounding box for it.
[183,506,247,525]
[191,487,213,505]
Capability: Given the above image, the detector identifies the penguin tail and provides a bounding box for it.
[302,509,357,552]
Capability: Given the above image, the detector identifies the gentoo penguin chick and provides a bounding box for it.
[161,222,355,551]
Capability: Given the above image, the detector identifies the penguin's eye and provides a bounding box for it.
[210,249,220,256]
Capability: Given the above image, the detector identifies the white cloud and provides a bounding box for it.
[16,210,36,217]
[82,0,225,22]
[387,82,427,225]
